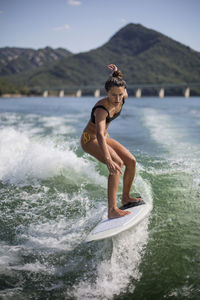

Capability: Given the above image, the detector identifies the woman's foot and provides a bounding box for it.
[108,207,131,219]
[122,196,143,206]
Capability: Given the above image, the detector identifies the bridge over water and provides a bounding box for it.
[39,82,200,98]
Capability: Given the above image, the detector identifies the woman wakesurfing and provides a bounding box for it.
[81,64,143,219]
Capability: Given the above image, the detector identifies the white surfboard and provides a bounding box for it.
[86,202,151,242]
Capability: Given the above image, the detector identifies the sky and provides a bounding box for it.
[0,0,200,54]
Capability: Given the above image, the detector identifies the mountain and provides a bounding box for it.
[1,23,200,95]
[0,46,72,76]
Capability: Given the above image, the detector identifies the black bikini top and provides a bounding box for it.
[90,98,125,124]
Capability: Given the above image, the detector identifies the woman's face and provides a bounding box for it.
[106,86,125,106]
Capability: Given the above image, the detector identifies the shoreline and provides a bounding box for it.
[0,94,76,98]
[1,94,200,99]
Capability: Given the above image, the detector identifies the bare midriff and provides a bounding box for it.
[84,120,109,137]
[81,120,109,149]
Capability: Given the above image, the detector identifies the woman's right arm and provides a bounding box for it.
[107,64,118,72]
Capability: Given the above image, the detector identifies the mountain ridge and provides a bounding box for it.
[1,23,200,95]
[0,46,72,76]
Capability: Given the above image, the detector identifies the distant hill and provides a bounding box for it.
[1,23,200,95]
[0,46,72,76]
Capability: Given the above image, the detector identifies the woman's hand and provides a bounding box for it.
[107,64,118,72]
[106,158,122,175]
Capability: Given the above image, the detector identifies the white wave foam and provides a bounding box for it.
[70,175,153,300]
[10,262,50,273]
[15,189,106,252]
[142,108,200,157]
[38,115,76,135]
[142,108,200,179]
[0,243,21,273]
[71,220,150,300]
[22,216,86,251]
[0,112,77,136]
[190,109,200,126]
[0,287,23,299]
[0,242,53,276]
[142,108,200,195]
[142,108,181,150]
[0,128,106,186]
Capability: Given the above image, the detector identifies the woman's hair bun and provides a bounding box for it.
[112,70,123,79]
[105,68,126,91]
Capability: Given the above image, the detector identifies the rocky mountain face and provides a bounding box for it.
[0,47,72,76]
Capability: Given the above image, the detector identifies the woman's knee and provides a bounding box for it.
[126,155,136,168]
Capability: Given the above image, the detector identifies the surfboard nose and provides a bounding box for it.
[86,202,151,242]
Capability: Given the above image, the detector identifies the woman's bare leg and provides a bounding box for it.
[122,157,140,204]
[107,167,133,218]
[106,138,142,204]
[81,137,130,218]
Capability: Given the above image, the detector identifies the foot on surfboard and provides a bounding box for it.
[119,198,145,210]
[108,207,131,219]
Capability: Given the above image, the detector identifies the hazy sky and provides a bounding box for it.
[0,0,200,53]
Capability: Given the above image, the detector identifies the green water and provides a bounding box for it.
[0,96,200,299]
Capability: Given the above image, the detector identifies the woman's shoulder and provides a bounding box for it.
[92,98,110,112]
[94,97,107,107]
